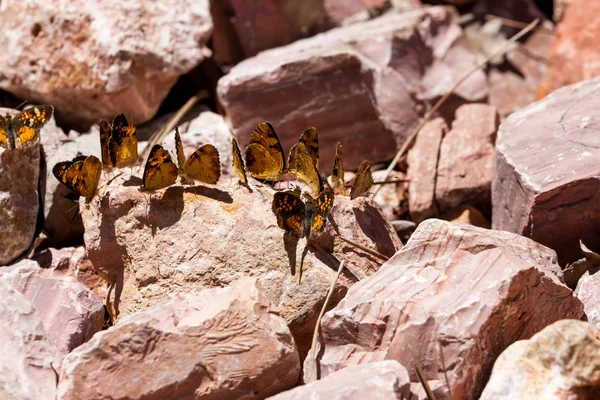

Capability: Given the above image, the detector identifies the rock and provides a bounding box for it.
[269,360,412,400]
[391,220,417,242]
[554,0,574,22]
[370,169,407,222]
[480,320,600,399]
[217,6,486,170]
[440,205,490,228]
[492,76,600,265]
[0,280,57,400]
[0,260,104,370]
[313,219,583,399]
[435,103,498,212]
[0,108,41,265]
[576,268,600,328]
[57,279,300,400]
[41,123,101,247]
[324,0,420,25]
[81,172,401,357]
[541,0,600,96]
[0,0,213,128]
[407,117,447,223]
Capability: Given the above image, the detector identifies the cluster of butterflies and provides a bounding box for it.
[45,112,374,240]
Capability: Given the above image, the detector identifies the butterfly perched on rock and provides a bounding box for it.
[245,122,285,180]
[350,160,373,200]
[99,114,138,168]
[232,138,248,185]
[52,155,102,201]
[174,127,221,185]
[140,144,179,192]
[331,142,346,195]
[287,127,321,194]
[0,105,54,149]
[272,186,334,239]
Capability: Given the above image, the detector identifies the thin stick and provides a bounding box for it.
[306,260,346,383]
[485,14,553,33]
[337,234,390,262]
[373,18,540,196]
[439,342,454,400]
[408,344,437,400]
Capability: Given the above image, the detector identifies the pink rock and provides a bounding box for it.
[492,76,600,265]
[81,172,401,357]
[57,279,300,400]
[269,360,412,399]
[1,260,104,370]
[314,219,582,399]
[435,103,499,212]
[371,169,407,222]
[0,108,41,265]
[481,320,600,399]
[0,0,213,128]
[541,0,600,96]
[217,7,486,170]
[323,0,420,25]
[575,268,600,327]
[0,280,57,400]
[407,117,447,223]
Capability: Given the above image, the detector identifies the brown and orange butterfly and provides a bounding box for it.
[232,137,248,185]
[99,114,138,168]
[174,127,221,185]
[331,142,346,195]
[140,144,179,192]
[350,160,373,200]
[0,105,53,149]
[272,186,334,239]
[245,122,285,180]
[287,127,321,194]
[52,155,102,201]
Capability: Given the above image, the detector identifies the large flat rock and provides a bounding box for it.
[492,76,600,265]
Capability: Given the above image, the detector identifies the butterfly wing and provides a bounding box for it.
[350,160,373,200]
[298,127,319,170]
[287,142,321,194]
[331,142,346,195]
[79,156,102,199]
[0,115,9,149]
[109,114,138,168]
[12,105,54,147]
[245,122,285,179]
[232,138,248,185]
[309,186,334,238]
[99,120,113,168]
[174,126,186,174]
[272,190,306,236]
[183,144,221,184]
[53,160,76,191]
[142,144,179,191]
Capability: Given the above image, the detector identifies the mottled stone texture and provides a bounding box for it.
[315,219,582,399]
[57,279,300,400]
[218,6,486,170]
[492,76,600,265]
[481,320,600,399]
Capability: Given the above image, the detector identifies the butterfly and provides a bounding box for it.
[331,142,346,195]
[140,144,179,191]
[232,138,248,185]
[52,155,102,201]
[174,127,221,185]
[0,105,54,149]
[245,122,285,180]
[99,114,138,168]
[287,127,321,194]
[272,186,334,239]
[350,160,373,200]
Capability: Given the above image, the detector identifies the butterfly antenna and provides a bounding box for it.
[15,99,28,110]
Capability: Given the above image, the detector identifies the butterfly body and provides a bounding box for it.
[245,122,285,180]
[331,142,347,195]
[174,127,221,185]
[272,186,334,239]
[287,127,322,195]
[0,105,54,149]
[232,138,248,185]
[140,144,179,192]
[53,155,102,201]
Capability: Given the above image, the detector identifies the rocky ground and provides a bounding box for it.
[2,0,600,399]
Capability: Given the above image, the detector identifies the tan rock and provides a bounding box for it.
[269,360,412,399]
[0,280,57,400]
[407,117,447,223]
[0,0,213,128]
[492,76,600,265]
[370,169,407,222]
[57,279,300,400]
[440,204,490,229]
[481,319,600,399]
[217,7,486,170]
[0,108,41,265]
[313,219,582,399]
[435,103,499,212]
[81,173,401,357]
[576,268,600,328]
[1,260,104,370]
[324,0,420,25]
